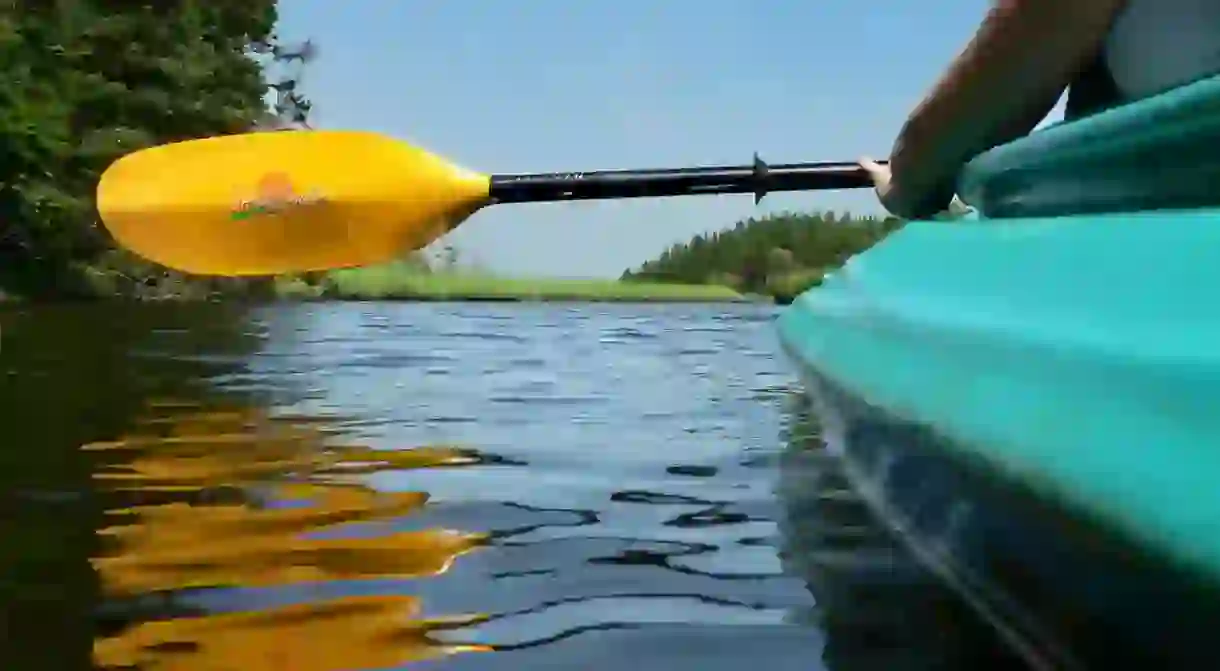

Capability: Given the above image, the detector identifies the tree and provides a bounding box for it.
[766,247,796,275]
[621,210,904,300]
[432,244,459,271]
[0,1,314,298]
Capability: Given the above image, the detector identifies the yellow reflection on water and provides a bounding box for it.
[89,400,491,670]
[93,595,489,671]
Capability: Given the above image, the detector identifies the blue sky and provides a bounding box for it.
[275,1,1007,277]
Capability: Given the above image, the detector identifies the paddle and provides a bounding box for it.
[96,130,877,276]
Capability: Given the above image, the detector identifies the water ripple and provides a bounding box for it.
[66,303,1029,670]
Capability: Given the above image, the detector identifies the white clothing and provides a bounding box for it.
[1104,0,1220,99]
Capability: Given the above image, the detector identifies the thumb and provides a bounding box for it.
[858,155,882,171]
[857,156,889,186]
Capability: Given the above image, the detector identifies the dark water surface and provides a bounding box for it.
[0,302,1027,670]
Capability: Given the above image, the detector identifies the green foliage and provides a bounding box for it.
[276,260,744,302]
[621,210,905,300]
[0,1,312,299]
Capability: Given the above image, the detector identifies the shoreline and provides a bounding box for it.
[278,294,767,304]
[0,294,769,306]
[273,263,763,304]
[0,265,790,305]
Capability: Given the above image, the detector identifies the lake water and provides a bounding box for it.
[0,302,1029,670]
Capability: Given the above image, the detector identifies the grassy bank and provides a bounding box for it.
[275,261,747,303]
[765,268,828,305]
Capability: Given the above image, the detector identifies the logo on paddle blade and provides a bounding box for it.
[231,172,326,221]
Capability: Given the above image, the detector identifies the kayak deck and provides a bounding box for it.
[777,207,1220,584]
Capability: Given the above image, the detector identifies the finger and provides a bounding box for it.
[858,156,883,172]
[857,156,889,185]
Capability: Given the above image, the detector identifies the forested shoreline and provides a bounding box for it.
[621,211,905,303]
[2,2,313,300]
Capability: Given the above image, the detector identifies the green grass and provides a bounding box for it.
[766,267,828,304]
[275,261,746,303]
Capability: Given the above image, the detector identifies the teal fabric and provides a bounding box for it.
[778,75,1220,582]
[959,73,1220,219]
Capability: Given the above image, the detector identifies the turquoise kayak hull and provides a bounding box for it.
[775,395,1035,670]
[776,73,1220,666]
[779,208,1220,577]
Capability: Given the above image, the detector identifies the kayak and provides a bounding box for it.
[775,71,1220,670]
[775,396,1034,670]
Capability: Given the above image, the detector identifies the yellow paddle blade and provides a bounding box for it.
[96,130,492,276]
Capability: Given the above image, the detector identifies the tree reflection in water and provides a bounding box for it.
[90,400,492,670]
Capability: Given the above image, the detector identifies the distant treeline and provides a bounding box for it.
[621,211,904,302]
[2,2,313,299]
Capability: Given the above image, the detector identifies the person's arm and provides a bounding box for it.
[883,0,1128,218]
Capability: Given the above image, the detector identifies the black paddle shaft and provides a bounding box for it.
[487,155,880,205]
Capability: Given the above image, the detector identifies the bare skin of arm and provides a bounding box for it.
[865,0,1129,218]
